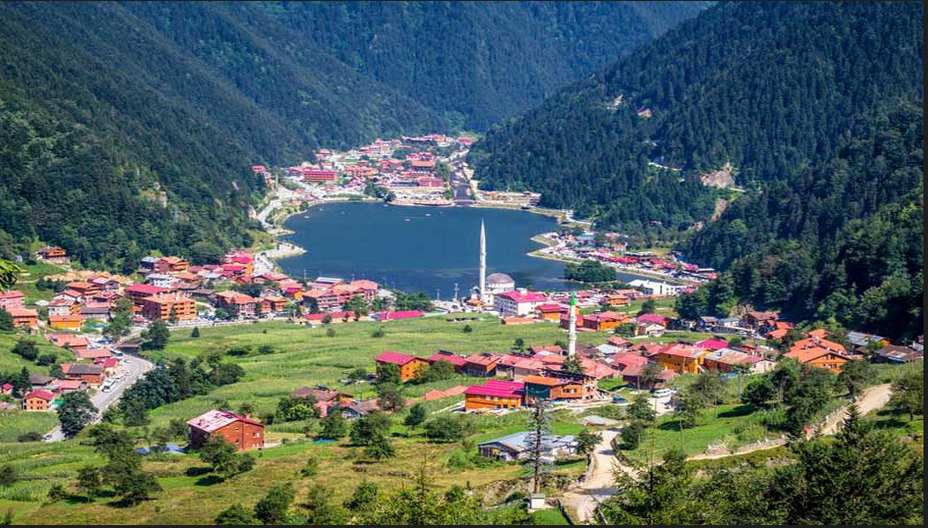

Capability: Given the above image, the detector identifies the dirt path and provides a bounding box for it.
[820,383,893,435]
[561,429,629,523]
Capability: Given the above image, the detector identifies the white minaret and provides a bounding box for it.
[567,293,577,356]
[479,220,487,302]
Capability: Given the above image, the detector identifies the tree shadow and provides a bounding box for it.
[717,404,754,418]
[185,466,212,477]
[195,474,225,486]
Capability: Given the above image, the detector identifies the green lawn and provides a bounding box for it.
[0,409,59,443]
[8,262,67,304]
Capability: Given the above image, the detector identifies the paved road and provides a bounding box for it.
[44,353,154,442]
[561,429,629,523]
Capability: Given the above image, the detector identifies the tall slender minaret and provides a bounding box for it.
[479,220,487,302]
[567,293,577,356]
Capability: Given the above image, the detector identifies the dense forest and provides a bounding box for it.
[468,1,924,233]
[678,101,923,339]
[259,1,710,130]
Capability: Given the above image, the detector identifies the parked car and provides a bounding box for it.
[651,388,672,398]
[612,395,628,404]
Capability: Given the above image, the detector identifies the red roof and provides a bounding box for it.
[186,409,262,433]
[24,390,56,401]
[535,303,564,313]
[465,352,501,367]
[126,284,167,295]
[695,338,729,351]
[637,313,668,326]
[464,380,524,398]
[611,352,649,369]
[496,290,549,304]
[428,352,468,367]
[374,352,423,366]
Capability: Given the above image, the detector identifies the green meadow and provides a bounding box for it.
[0,315,611,524]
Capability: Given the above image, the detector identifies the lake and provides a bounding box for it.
[277,202,575,296]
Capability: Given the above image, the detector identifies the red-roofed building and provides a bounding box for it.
[374,352,429,382]
[214,291,258,318]
[656,344,711,374]
[695,338,729,351]
[534,303,565,322]
[187,409,264,451]
[7,308,38,329]
[49,334,91,355]
[493,289,549,317]
[22,390,56,411]
[497,354,545,380]
[0,290,25,311]
[636,313,668,326]
[464,352,501,377]
[125,284,168,305]
[522,375,592,403]
[428,351,468,372]
[464,380,524,411]
[303,169,338,183]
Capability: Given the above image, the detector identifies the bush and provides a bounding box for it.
[16,432,43,443]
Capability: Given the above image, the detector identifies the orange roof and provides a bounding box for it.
[522,375,568,387]
[785,347,851,364]
[49,315,83,322]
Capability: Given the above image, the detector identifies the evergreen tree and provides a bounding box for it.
[57,391,97,438]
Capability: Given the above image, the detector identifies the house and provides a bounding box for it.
[125,284,169,305]
[785,331,858,372]
[48,314,83,330]
[64,281,101,297]
[22,390,56,411]
[497,354,545,380]
[581,312,627,332]
[477,431,577,461]
[49,334,91,355]
[742,310,779,331]
[187,409,264,451]
[1,383,13,396]
[464,352,501,377]
[609,352,649,371]
[635,321,666,337]
[48,379,86,394]
[259,297,288,316]
[534,303,564,322]
[76,348,112,361]
[154,256,190,273]
[291,386,353,406]
[214,291,258,318]
[36,246,69,264]
[80,302,113,322]
[493,289,549,317]
[766,321,796,340]
[871,345,924,364]
[141,293,197,321]
[428,351,468,372]
[522,375,590,404]
[0,290,25,311]
[846,331,890,353]
[636,313,668,327]
[48,298,76,317]
[620,364,677,389]
[695,338,729,351]
[61,363,106,386]
[145,273,175,289]
[464,380,524,411]
[655,344,711,374]
[703,348,775,374]
[340,399,380,420]
[28,374,55,389]
[374,352,429,382]
[8,308,38,329]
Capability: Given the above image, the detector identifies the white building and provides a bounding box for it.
[145,273,175,289]
[482,273,515,304]
[493,289,549,317]
[628,279,685,297]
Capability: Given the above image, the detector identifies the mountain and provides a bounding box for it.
[0,1,447,269]
[258,1,711,130]
[467,1,924,235]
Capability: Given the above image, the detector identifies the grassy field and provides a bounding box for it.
[8,262,68,304]
[0,410,59,443]
[0,315,612,524]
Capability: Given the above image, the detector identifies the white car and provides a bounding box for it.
[651,388,673,398]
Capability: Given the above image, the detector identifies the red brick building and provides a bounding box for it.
[187,409,265,451]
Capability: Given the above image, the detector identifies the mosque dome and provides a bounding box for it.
[486,273,515,286]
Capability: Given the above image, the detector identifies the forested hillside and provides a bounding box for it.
[259,1,710,130]
[0,1,446,269]
[468,1,924,233]
[678,101,923,339]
